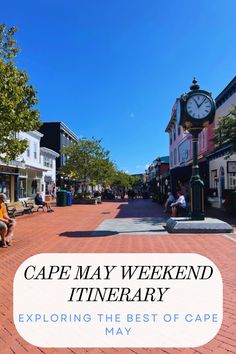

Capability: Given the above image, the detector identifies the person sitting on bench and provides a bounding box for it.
[35,192,54,212]
[170,191,186,217]
[0,193,16,247]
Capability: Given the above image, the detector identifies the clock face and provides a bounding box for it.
[186,94,212,119]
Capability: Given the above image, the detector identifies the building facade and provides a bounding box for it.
[207,76,236,208]
[165,97,215,197]
[39,122,79,188]
[146,156,170,196]
[165,76,236,206]
[18,131,59,199]
[0,131,59,202]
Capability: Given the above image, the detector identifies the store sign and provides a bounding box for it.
[0,165,18,174]
[178,139,190,165]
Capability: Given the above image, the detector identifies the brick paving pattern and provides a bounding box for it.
[0,199,236,354]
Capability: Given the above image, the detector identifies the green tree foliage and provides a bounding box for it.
[110,171,137,190]
[0,24,41,161]
[212,105,236,151]
[61,138,116,185]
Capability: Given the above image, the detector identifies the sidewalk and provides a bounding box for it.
[0,199,235,354]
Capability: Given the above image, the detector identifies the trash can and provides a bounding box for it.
[56,190,67,207]
[67,191,73,206]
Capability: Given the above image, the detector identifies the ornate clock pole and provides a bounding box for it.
[178,78,216,220]
[167,78,233,233]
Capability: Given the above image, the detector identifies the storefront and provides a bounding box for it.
[0,165,19,202]
[208,143,236,208]
[170,159,209,200]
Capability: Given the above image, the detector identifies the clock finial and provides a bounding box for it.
[190,77,200,91]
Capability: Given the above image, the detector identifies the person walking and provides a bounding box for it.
[0,193,16,248]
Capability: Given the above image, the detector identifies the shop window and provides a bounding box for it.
[0,175,11,199]
[211,170,218,189]
[228,173,236,189]
[19,178,27,198]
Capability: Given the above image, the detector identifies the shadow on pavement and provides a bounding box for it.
[115,199,166,219]
[59,227,167,238]
[59,231,118,237]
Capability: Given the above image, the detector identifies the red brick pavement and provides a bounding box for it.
[0,199,236,354]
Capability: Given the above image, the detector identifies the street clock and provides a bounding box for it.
[178,78,216,131]
[175,78,216,220]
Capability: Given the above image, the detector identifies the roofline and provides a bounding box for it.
[42,122,79,141]
[40,147,60,157]
[165,99,178,132]
[215,76,236,107]
[27,131,44,139]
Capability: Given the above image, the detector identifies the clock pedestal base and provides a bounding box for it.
[166,217,233,234]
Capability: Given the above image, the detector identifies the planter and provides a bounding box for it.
[73,198,98,205]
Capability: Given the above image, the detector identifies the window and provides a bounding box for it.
[0,175,11,199]
[170,152,173,168]
[170,132,172,145]
[26,140,30,157]
[19,178,27,198]
[174,149,177,165]
[211,170,218,189]
[178,125,181,135]
[33,142,37,159]
[228,173,236,189]
[44,156,53,168]
[173,124,176,141]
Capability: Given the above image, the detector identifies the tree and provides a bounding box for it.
[110,171,137,190]
[60,138,116,186]
[0,24,41,161]
[212,105,236,152]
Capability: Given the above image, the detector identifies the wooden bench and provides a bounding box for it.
[25,200,46,212]
[7,201,32,218]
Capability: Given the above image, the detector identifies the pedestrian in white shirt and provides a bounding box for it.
[171,191,187,217]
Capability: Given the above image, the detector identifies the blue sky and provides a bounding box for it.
[1,0,236,173]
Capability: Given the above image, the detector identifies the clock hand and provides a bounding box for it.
[193,98,200,108]
[199,98,206,107]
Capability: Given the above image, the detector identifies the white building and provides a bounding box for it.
[18,131,59,199]
[0,131,59,202]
